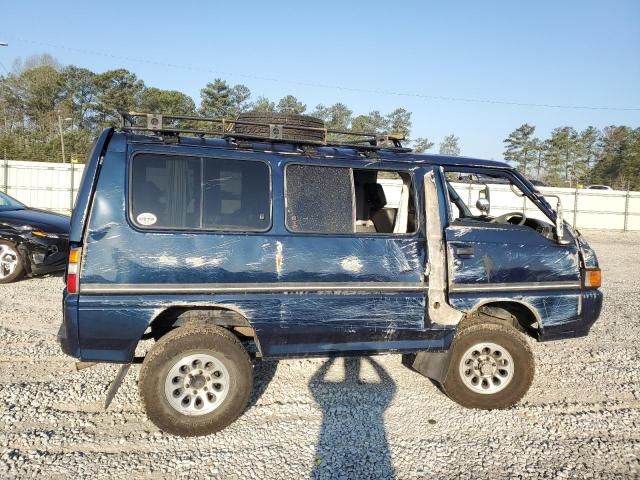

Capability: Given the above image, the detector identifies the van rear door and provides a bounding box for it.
[68,128,113,244]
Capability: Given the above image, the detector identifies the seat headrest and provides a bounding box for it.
[364,183,387,209]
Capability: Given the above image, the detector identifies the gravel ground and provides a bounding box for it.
[1,231,639,479]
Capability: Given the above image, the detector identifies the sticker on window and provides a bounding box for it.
[136,212,157,226]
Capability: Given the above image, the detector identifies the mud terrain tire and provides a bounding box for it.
[139,324,252,436]
[441,317,534,409]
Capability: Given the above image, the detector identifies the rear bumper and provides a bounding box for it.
[58,290,80,358]
[540,289,603,341]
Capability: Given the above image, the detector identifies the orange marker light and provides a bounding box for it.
[583,268,601,288]
[68,248,81,264]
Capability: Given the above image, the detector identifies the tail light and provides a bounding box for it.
[67,247,82,294]
[583,268,601,288]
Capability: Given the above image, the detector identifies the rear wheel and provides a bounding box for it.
[0,241,24,283]
[139,324,253,436]
[441,318,534,409]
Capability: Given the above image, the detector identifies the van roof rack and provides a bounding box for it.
[120,112,412,153]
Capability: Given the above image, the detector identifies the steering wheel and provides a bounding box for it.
[490,211,527,225]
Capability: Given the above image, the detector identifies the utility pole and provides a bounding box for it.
[57,114,67,163]
[57,114,72,163]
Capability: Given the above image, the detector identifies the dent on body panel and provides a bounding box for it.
[449,290,581,328]
[450,242,580,284]
[277,236,422,283]
[382,240,419,273]
[577,234,599,268]
[261,293,425,330]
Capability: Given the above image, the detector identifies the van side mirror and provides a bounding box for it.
[545,194,570,245]
[476,184,490,216]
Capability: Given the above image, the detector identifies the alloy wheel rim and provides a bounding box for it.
[0,244,18,279]
[459,342,514,394]
[164,353,230,416]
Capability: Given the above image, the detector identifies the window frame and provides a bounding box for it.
[442,165,555,226]
[283,162,418,237]
[127,151,273,233]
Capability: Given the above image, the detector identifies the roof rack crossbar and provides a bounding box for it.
[120,111,410,152]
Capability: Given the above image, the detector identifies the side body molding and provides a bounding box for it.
[424,170,463,326]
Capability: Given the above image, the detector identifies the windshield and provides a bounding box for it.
[0,191,25,210]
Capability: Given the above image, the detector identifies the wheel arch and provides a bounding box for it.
[146,304,261,354]
[463,299,541,339]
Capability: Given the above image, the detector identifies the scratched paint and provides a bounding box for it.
[449,290,581,328]
[75,292,443,361]
[576,233,599,268]
[65,132,602,364]
[340,255,363,272]
[446,224,581,284]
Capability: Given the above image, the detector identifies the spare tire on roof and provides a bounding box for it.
[233,111,326,143]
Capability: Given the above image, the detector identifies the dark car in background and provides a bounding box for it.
[0,191,69,283]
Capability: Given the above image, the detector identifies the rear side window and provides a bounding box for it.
[285,165,354,233]
[203,158,270,230]
[131,155,201,229]
[130,154,271,231]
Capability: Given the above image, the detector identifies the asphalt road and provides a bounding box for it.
[0,231,639,479]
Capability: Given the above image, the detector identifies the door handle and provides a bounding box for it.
[454,245,475,257]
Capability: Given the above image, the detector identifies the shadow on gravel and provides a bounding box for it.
[248,360,279,408]
[9,270,65,284]
[309,357,396,480]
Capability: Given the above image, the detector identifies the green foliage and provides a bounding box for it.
[439,134,461,156]
[199,79,253,118]
[251,96,276,112]
[60,66,97,129]
[93,68,145,124]
[2,52,638,190]
[139,88,196,115]
[386,108,412,139]
[276,95,306,114]
[503,124,536,175]
[199,78,231,117]
[504,124,640,189]
[590,126,640,190]
[350,111,387,133]
[0,54,425,162]
[413,137,435,153]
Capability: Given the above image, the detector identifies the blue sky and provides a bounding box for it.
[1,1,639,160]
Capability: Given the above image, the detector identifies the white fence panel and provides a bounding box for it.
[2,159,639,230]
[2,160,85,215]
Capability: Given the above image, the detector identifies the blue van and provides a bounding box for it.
[58,112,603,436]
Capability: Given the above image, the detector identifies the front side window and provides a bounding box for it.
[130,154,270,231]
[444,169,556,239]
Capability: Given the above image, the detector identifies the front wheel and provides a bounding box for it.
[441,318,534,409]
[0,241,24,283]
[139,324,253,436]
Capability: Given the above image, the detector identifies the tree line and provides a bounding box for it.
[0,54,442,163]
[503,123,640,189]
[1,54,638,189]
